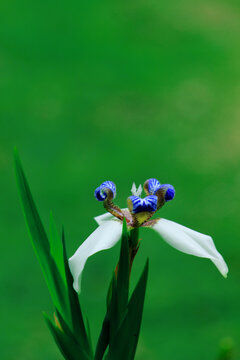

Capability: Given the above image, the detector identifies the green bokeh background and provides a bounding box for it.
[1,0,240,359]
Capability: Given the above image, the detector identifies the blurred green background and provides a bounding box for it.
[1,0,240,359]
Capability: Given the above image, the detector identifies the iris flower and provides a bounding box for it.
[69,179,228,293]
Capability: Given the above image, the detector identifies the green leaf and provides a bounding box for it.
[94,313,110,360]
[108,259,149,360]
[49,212,66,286]
[14,149,70,322]
[56,308,93,359]
[106,276,113,309]
[62,229,93,357]
[86,317,93,354]
[94,273,118,360]
[129,227,139,249]
[108,274,119,343]
[116,218,129,318]
[56,309,77,340]
[44,312,71,360]
[43,312,91,360]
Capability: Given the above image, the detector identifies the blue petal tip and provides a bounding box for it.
[129,195,158,213]
[148,178,161,195]
[94,181,116,201]
[161,184,175,201]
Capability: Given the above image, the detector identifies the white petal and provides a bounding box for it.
[69,220,122,293]
[94,212,115,225]
[131,182,137,195]
[94,208,129,225]
[136,184,143,196]
[152,218,228,277]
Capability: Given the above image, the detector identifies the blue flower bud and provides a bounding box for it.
[128,195,158,214]
[160,184,175,201]
[94,181,116,201]
[147,178,161,195]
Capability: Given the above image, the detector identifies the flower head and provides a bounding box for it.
[69,178,228,293]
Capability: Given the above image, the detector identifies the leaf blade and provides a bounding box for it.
[44,312,91,360]
[116,218,129,318]
[49,212,66,285]
[108,259,149,360]
[14,149,70,321]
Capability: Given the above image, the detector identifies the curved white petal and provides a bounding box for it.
[69,220,122,293]
[152,218,228,277]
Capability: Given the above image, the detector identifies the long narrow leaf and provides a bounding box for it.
[94,313,110,360]
[108,259,149,360]
[95,273,118,360]
[86,317,93,355]
[108,274,118,343]
[116,218,129,317]
[50,213,66,285]
[56,308,93,360]
[14,149,70,321]
[44,313,90,360]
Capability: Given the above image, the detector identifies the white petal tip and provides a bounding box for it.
[73,283,81,294]
[131,182,137,195]
[223,266,229,278]
[137,184,143,196]
[211,256,229,278]
[220,269,228,278]
[131,182,143,196]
